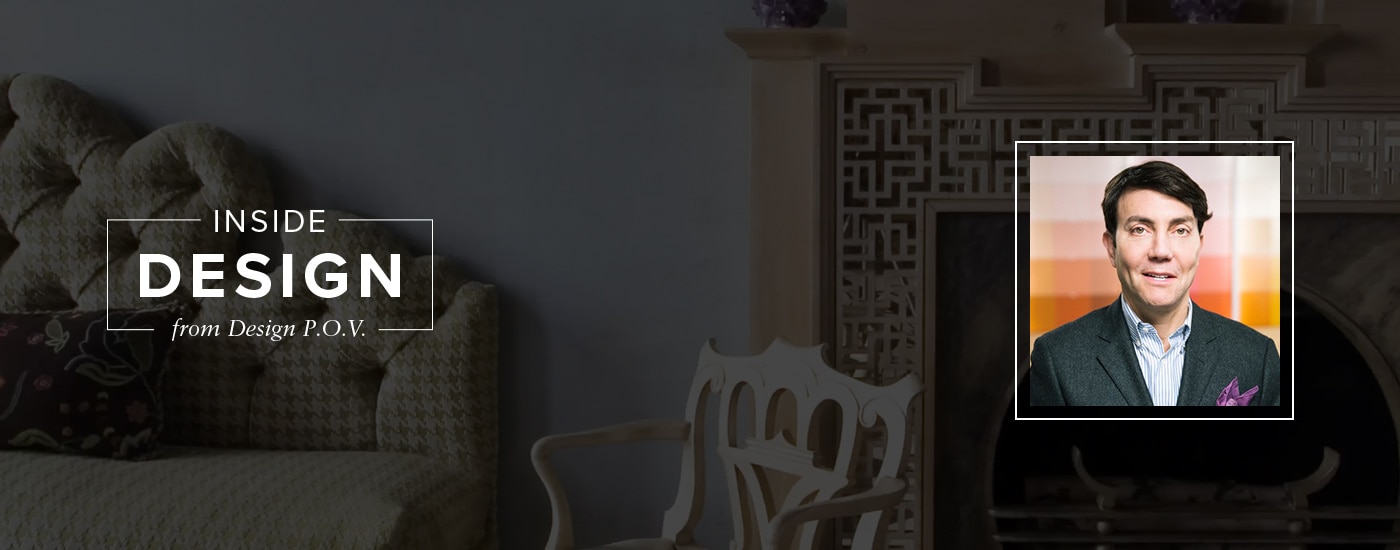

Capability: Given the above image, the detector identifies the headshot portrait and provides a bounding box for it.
[1025,156,1283,409]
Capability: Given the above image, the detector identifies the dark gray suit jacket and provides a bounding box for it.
[1028,300,1281,407]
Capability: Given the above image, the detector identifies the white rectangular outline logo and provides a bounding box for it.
[1012,140,1294,421]
[106,217,435,332]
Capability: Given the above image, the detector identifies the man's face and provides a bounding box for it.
[1102,188,1203,318]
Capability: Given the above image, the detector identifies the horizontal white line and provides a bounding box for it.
[1015,140,1294,144]
[106,218,203,222]
[1017,417,1294,421]
[338,219,434,222]
[378,328,433,332]
[108,328,155,332]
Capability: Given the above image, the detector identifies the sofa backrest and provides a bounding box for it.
[0,74,497,492]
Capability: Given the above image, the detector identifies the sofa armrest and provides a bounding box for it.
[530,419,690,550]
[765,476,908,550]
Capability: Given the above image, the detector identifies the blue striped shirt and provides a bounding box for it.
[1121,297,1193,406]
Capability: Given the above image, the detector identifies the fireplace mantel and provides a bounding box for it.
[728,22,1343,60]
[724,28,846,60]
[1107,23,1339,56]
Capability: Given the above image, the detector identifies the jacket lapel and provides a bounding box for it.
[1096,302,1153,407]
[1175,303,1221,406]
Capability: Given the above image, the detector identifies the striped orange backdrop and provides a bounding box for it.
[1028,156,1282,348]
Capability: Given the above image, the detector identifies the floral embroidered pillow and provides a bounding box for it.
[0,302,190,460]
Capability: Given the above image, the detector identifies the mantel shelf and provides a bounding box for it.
[725,28,847,60]
[1108,23,1340,56]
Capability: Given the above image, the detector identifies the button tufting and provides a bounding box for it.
[366,363,390,392]
[25,290,76,311]
[106,223,140,254]
[0,234,16,264]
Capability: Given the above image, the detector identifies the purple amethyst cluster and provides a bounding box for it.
[1170,0,1244,24]
[753,0,827,29]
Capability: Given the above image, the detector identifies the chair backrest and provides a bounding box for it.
[660,338,922,550]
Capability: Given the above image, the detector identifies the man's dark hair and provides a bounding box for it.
[1101,160,1214,240]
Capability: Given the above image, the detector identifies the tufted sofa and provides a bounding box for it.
[0,74,497,549]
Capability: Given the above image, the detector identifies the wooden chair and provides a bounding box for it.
[531,338,922,550]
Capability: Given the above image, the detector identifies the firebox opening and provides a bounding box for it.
[992,292,1399,543]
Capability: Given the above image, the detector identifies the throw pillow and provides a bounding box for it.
[0,301,191,460]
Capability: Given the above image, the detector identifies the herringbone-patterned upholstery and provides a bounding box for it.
[0,73,497,549]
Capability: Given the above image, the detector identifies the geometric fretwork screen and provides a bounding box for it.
[829,63,1400,549]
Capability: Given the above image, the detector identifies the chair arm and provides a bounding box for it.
[765,477,909,550]
[531,419,691,550]
[533,418,692,458]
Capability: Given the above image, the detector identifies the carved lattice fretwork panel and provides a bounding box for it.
[830,69,1400,550]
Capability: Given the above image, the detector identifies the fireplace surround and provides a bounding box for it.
[730,2,1400,548]
[994,289,1400,546]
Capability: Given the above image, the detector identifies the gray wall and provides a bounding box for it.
[0,0,841,546]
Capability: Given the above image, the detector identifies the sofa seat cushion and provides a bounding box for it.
[0,445,488,549]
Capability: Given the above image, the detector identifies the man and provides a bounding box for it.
[1028,160,1281,407]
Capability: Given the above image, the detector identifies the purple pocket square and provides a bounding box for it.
[1216,377,1259,406]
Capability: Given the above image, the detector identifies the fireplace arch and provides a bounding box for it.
[985,282,1400,544]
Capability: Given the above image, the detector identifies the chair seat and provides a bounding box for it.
[0,445,488,549]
